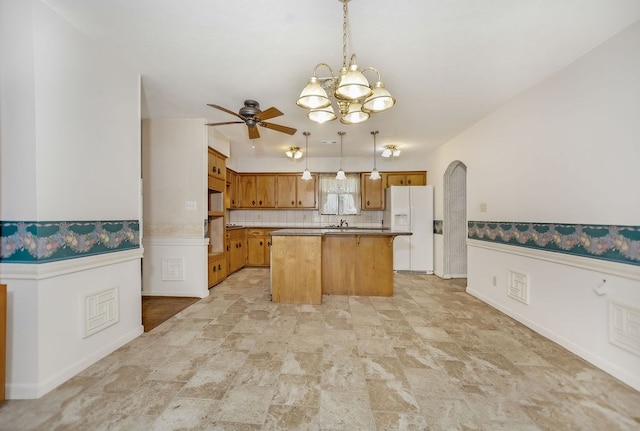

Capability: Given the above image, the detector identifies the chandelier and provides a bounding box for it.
[296,0,395,125]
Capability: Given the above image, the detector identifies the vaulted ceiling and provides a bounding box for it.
[44,0,640,160]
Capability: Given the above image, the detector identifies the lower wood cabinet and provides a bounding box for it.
[246,228,275,266]
[208,253,227,287]
[226,228,246,274]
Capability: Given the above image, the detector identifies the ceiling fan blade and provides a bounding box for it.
[205,121,244,126]
[207,104,245,120]
[255,107,283,121]
[260,122,297,135]
[248,126,260,139]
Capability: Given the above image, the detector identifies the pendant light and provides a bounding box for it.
[369,131,381,180]
[301,132,312,180]
[336,131,346,180]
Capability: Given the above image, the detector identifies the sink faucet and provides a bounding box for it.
[339,219,348,227]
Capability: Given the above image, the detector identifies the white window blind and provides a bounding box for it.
[319,173,361,215]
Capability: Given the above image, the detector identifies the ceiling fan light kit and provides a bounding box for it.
[381,144,400,158]
[286,146,303,159]
[296,0,395,125]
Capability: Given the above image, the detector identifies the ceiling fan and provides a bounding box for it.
[206,100,297,139]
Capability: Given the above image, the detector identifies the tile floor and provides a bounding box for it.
[1,268,639,430]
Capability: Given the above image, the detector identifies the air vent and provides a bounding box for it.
[507,269,529,304]
[609,301,640,356]
[320,139,338,145]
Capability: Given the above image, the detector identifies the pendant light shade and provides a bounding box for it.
[308,105,337,123]
[301,131,312,180]
[369,131,381,180]
[362,81,396,113]
[336,131,346,180]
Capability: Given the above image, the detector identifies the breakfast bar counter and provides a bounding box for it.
[269,229,411,304]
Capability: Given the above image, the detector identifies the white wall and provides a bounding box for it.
[141,118,211,297]
[427,21,640,390]
[0,0,143,398]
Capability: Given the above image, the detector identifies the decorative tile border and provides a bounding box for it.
[468,221,640,267]
[1,220,140,264]
[434,220,443,235]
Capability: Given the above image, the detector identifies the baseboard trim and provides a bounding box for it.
[5,325,143,399]
[466,285,640,392]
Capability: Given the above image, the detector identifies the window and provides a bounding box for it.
[319,173,361,215]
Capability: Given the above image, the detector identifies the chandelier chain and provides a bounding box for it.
[342,0,348,68]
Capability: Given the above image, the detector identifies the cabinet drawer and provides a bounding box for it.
[247,229,266,237]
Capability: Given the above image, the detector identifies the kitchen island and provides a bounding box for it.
[269,229,411,304]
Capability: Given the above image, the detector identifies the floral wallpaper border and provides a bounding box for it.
[434,220,443,235]
[0,220,140,264]
[468,221,640,267]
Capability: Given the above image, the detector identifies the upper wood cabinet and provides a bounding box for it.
[361,173,385,210]
[207,148,226,192]
[276,174,318,209]
[384,171,426,187]
[237,174,277,208]
[225,169,238,209]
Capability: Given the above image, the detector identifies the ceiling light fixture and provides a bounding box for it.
[369,131,381,180]
[301,132,312,180]
[381,144,400,158]
[336,131,346,180]
[296,0,395,125]
[285,146,303,159]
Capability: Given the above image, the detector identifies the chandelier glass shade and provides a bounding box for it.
[369,131,381,180]
[286,146,303,159]
[301,132,312,180]
[296,0,395,125]
[381,144,400,158]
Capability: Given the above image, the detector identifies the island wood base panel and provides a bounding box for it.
[270,234,395,304]
[270,236,322,305]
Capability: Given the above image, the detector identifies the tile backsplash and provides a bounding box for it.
[228,209,383,228]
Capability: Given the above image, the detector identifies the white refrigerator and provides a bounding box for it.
[383,185,434,273]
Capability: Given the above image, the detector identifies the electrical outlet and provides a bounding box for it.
[492,276,497,287]
[594,278,607,296]
[184,201,197,211]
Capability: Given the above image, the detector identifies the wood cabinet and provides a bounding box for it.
[237,174,277,208]
[207,147,226,191]
[225,169,238,209]
[361,173,385,210]
[226,228,246,274]
[208,253,227,287]
[270,235,322,305]
[246,228,275,266]
[276,174,318,209]
[385,171,426,188]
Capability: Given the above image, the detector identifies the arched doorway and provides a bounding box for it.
[443,161,467,278]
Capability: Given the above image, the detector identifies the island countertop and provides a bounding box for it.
[269,228,411,237]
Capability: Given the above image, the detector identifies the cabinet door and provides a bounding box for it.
[361,173,384,209]
[296,175,317,208]
[230,239,245,273]
[238,175,257,207]
[405,173,426,186]
[276,175,297,208]
[226,170,237,209]
[247,236,267,266]
[386,174,406,187]
[256,175,277,208]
